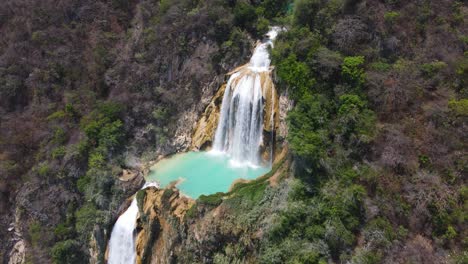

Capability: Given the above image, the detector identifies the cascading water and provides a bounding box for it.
[212,27,280,166]
[107,182,158,264]
[107,27,281,264]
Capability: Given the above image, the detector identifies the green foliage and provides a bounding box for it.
[276,54,315,100]
[75,203,100,237]
[342,56,366,88]
[52,146,66,159]
[448,99,468,116]
[256,17,270,37]
[37,162,51,178]
[198,192,224,207]
[420,60,447,78]
[54,223,74,240]
[97,120,123,150]
[350,248,382,264]
[136,189,147,212]
[47,110,67,121]
[384,11,400,23]
[76,175,91,193]
[418,154,431,168]
[51,239,84,264]
[259,0,290,19]
[293,0,321,28]
[52,126,67,145]
[287,93,330,169]
[233,2,257,31]
[336,94,376,144]
[369,61,391,72]
[28,221,42,247]
[88,150,105,168]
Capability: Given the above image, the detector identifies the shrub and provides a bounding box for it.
[75,203,100,237]
[293,0,321,28]
[29,221,42,247]
[88,150,105,169]
[136,189,147,212]
[369,61,391,72]
[54,223,74,240]
[256,17,270,37]
[52,146,66,159]
[52,126,67,145]
[420,61,447,78]
[384,11,400,23]
[287,93,330,170]
[233,2,257,30]
[198,192,224,207]
[276,54,315,100]
[47,110,66,121]
[37,162,51,178]
[336,94,376,145]
[342,56,366,88]
[448,99,468,116]
[51,239,84,264]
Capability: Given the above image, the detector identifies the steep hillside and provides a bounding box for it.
[0,0,256,263]
[0,0,466,264]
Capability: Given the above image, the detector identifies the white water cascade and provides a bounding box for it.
[212,27,280,166]
[107,182,158,264]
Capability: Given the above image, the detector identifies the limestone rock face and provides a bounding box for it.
[190,84,227,150]
[135,187,194,264]
[8,240,25,264]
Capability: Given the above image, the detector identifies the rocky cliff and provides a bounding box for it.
[132,152,291,264]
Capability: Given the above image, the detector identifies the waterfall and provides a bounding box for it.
[212,27,280,167]
[107,182,158,264]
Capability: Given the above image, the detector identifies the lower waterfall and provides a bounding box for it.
[107,182,158,264]
[212,27,280,166]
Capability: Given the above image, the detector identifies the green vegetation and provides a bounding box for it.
[448,99,468,116]
[1,0,466,262]
[28,222,42,247]
[384,11,400,23]
[51,239,84,264]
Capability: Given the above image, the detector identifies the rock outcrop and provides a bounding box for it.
[135,187,194,264]
[190,84,227,150]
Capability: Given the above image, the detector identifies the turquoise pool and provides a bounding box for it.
[147,151,270,198]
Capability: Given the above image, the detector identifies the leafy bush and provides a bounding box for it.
[52,126,67,145]
[287,93,330,170]
[369,61,391,72]
[198,192,224,207]
[384,11,400,23]
[420,60,447,78]
[233,2,257,31]
[448,99,468,116]
[259,0,290,19]
[336,94,376,145]
[29,221,42,247]
[51,146,66,159]
[37,162,51,178]
[51,239,84,264]
[293,0,321,28]
[75,203,100,237]
[136,189,147,212]
[342,56,366,88]
[276,54,315,100]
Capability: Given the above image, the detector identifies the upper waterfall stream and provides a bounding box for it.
[212,28,279,167]
[107,27,280,263]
